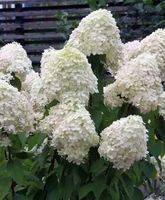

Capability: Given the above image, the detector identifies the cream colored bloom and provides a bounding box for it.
[135,29,165,82]
[0,79,35,133]
[104,53,163,113]
[51,106,99,164]
[39,102,80,135]
[22,70,47,112]
[99,115,148,171]
[41,47,98,105]
[66,9,122,73]
[0,42,32,80]
[120,40,141,66]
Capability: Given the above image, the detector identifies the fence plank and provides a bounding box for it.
[0,0,164,69]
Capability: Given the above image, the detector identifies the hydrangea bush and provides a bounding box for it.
[0,9,165,200]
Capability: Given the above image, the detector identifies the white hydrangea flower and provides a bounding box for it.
[0,72,12,82]
[98,115,148,171]
[39,102,80,135]
[51,106,99,164]
[41,47,98,105]
[104,53,163,113]
[22,70,47,112]
[0,42,32,80]
[135,29,165,82]
[104,83,124,108]
[120,40,141,66]
[0,79,35,133]
[158,92,165,120]
[40,47,56,68]
[66,9,122,72]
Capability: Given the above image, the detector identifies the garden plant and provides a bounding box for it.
[0,8,165,200]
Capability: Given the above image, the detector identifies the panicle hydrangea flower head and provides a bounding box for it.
[41,47,98,105]
[22,70,47,112]
[0,72,12,82]
[39,101,81,135]
[66,9,122,72]
[120,40,141,66]
[158,92,165,120]
[51,106,99,164]
[104,53,163,113]
[98,115,148,171]
[40,47,56,68]
[0,79,35,133]
[0,42,32,80]
[136,29,165,82]
[104,83,124,108]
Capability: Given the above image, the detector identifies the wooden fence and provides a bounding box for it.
[0,0,164,69]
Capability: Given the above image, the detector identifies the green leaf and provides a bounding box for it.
[92,176,107,199]
[148,139,165,158]
[47,189,61,200]
[0,177,12,200]
[90,108,103,132]
[132,187,144,200]
[140,160,157,179]
[120,174,134,199]
[44,99,59,116]
[9,135,22,150]
[10,73,21,91]
[108,183,120,200]
[13,194,29,200]
[13,151,33,159]
[156,117,165,142]
[7,159,25,185]
[0,147,5,162]
[99,0,107,7]
[45,173,58,192]
[23,173,43,189]
[79,183,92,199]
[18,133,27,147]
[28,133,46,150]
[90,159,107,176]
[61,177,74,200]
[88,0,97,10]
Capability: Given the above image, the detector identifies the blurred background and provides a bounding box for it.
[0,0,164,70]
